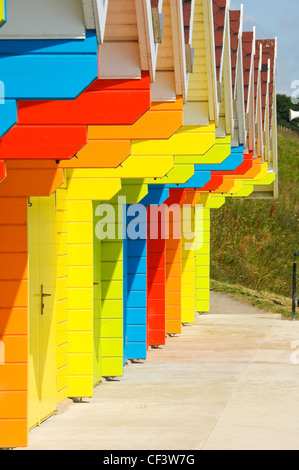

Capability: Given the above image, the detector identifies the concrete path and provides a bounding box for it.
[20,291,299,450]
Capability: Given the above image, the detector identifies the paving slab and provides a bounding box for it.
[17,291,299,450]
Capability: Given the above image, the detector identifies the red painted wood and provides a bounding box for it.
[147,207,166,347]
[199,175,224,191]
[0,126,87,160]
[17,73,151,126]
[213,158,253,176]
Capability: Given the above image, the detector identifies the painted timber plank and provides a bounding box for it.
[17,73,151,126]
[0,126,87,160]
[0,31,98,100]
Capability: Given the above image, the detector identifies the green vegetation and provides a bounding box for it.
[277,94,299,132]
[210,130,299,304]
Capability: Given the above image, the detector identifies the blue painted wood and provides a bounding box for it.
[127,290,147,307]
[127,256,147,274]
[128,274,147,292]
[194,147,244,171]
[127,325,147,342]
[0,30,97,54]
[0,30,98,100]
[123,204,147,361]
[139,187,169,206]
[157,170,211,189]
[0,99,16,136]
[126,308,147,326]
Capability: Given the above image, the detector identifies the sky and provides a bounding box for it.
[230,0,299,96]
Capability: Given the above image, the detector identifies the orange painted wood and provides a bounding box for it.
[0,126,87,160]
[88,110,183,140]
[0,254,28,280]
[0,197,27,224]
[0,280,28,308]
[0,308,27,336]
[0,226,27,253]
[0,392,27,419]
[0,196,28,448]
[182,189,201,207]
[6,139,131,169]
[210,178,235,193]
[225,161,262,180]
[0,419,27,448]
[17,73,151,126]
[0,364,27,390]
[164,189,185,335]
[74,140,131,168]
[0,336,28,363]
[0,169,64,196]
[0,161,5,181]
[150,97,183,111]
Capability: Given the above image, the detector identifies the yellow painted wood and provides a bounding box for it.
[0,1,6,25]
[69,156,174,179]
[198,193,212,206]
[94,201,124,379]
[66,170,121,201]
[181,206,196,323]
[228,186,254,198]
[144,165,194,184]
[131,126,215,156]
[175,141,231,164]
[118,180,149,203]
[55,183,68,402]
[204,196,226,208]
[194,207,210,312]
[28,194,58,430]
[227,181,244,194]
[66,178,94,397]
[246,172,276,186]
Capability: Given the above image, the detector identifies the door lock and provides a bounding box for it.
[41,284,52,315]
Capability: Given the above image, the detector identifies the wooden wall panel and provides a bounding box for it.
[195,207,210,312]
[165,190,185,335]
[0,196,28,448]
[17,73,151,126]
[188,0,209,102]
[98,202,124,377]
[0,126,87,160]
[156,0,174,71]
[147,208,166,347]
[0,0,85,39]
[0,31,98,100]
[67,198,94,398]
[105,0,138,41]
[125,230,147,361]
[55,183,69,402]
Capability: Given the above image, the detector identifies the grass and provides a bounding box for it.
[210,130,299,299]
[210,279,293,318]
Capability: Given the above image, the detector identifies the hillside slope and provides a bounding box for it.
[210,130,299,298]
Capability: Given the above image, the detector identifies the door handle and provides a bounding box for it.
[41,284,52,315]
